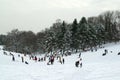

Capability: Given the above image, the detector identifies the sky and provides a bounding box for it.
[0,0,120,34]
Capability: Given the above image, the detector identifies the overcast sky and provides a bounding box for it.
[0,0,120,34]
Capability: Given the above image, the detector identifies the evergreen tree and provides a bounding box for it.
[71,19,79,52]
[78,17,89,50]
[64,24,72,51]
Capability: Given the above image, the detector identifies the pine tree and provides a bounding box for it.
[78,17,89,50]
[71,19,79,52]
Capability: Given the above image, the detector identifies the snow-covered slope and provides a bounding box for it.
[0,43,120,80]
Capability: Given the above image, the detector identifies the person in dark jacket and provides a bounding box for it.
[62,58,65,64]
[34,56,37,62]
[75,61,79,67]
[25,61,29,64]
[12,55,15,61]
[79,52,81,58]
[21,56,24,62]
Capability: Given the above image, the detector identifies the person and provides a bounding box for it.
[59,56,62,64]
[21,56,24,62]
[79,58,82,68]
[62,58,65,64]
[38,58,41,62]
[105,49,108,54]
[10,53,13,56]
[12,55,15,61]
[47,62,50,65]
[79,52,81,58]
[34,56,37,62]
[80,63,82,68]
[118,52,120,55]
[51,56,54,65]
[80,61,82,68]
[3,51,7,55]
[44,57,46,61]
[25,61,29,64]
[80,58,82,61]
[75,61,79,67]
[18,54,20,57]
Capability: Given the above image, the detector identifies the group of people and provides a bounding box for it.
[102,49,109,56]
[57,56,65,64]
[30,55,46,62]
[47,55,65,65]
[47,55,55,65]
[75,58,82,68]
[2,49,83,67]
[11,53,26,63]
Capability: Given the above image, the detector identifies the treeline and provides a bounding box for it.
[0,10,120,54]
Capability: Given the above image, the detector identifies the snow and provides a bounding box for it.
[0,42,120,80]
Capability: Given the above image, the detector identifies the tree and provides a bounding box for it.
[71,19,79,52]
[36,31,47,53]
[77,17,89,50]
[64,24,72,51]
[0,35,7,45]
[5,29,37,54]
[98,11,119,41]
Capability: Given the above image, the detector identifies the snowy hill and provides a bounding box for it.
[0,43,120,80]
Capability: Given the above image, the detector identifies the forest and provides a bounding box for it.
[0,10,120,54]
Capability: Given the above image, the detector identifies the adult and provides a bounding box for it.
[62,58,65,64]
[75,61,79,67]
[79,58,82,68]
[12,55,15,61]
[21,56,24,62]
[79,52,81,58]
[105,49,108,54]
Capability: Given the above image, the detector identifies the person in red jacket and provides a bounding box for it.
[34,56,37,62]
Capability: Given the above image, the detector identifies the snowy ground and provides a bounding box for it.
[0,42,120,80]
